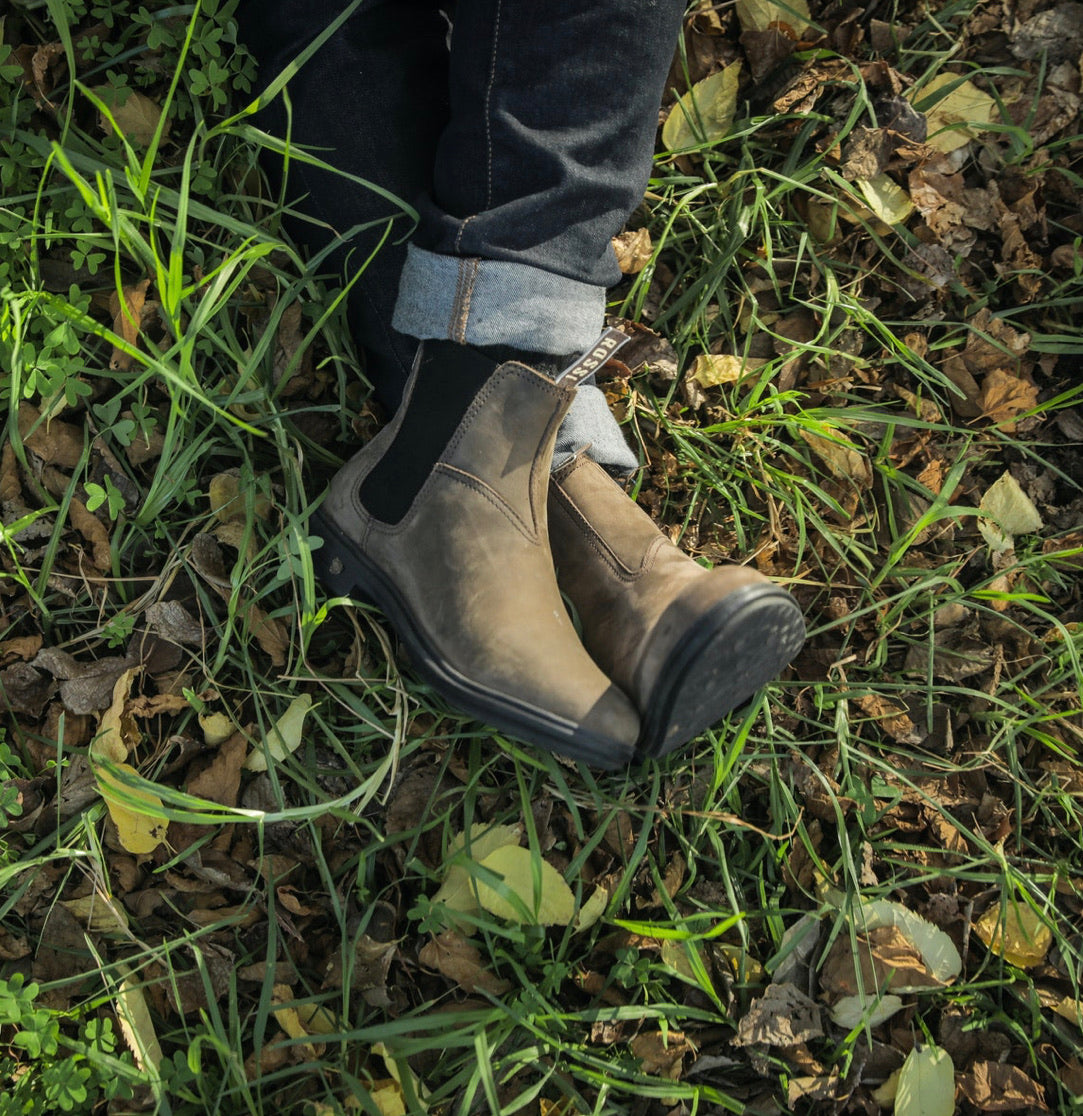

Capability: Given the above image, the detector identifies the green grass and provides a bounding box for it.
[3,0,1083,1113]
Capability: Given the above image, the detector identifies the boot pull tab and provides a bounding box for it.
[554,328,631,388]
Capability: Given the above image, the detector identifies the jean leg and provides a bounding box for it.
[238,0,449,410]
[391,0,684,470]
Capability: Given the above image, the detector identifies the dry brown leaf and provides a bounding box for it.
[0,635,44,665]
[732,982,824,1046]
[18,402,85,469]
[820,924,942,999]
[0,442,21,503]
[799,427,872,487]
[419,930,512,996]
[978,369,1040,429]
[958,1060,1047,1111]
[246,602,289,667]
[108,279,151,372]
[629,1030,695,1080]
[94,88,168,146]
[854,693,923,745]
[612,228,653,274]
[186,729,247,808]
[68,498,112,571]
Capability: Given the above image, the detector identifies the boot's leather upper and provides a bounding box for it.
[549,454,780,712]
[319,355,641,764]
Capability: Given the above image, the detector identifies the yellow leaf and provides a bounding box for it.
[896,1043,954,1116]
[244,694,314,772]
[909,74,997,154]
[475,844,575,926]
[690,353,766,387]
[573,885,609,933]
[433,823,522,914]
[974,901,1053,968]
[872,1068,901,1107]
[663,64,742,151]
[199,711,234,746]
[798,426,872,487]
[855,173,914,225]
[92,667,141,764]
[114,963,163,1075]
[61,893,130,934]
[736,0,810,34]
[96,762,167,855]
[367,1081,406,1116]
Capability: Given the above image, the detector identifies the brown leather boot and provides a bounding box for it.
[310,339,641,768]
[548,454,805,759]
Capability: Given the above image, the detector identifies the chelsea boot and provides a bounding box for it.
[548,454,806,758]
[310,336,641,768]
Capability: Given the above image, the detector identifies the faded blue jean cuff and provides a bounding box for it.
[392,244,606,354]
[555,383,639,476]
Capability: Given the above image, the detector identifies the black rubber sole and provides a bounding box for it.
[310,509,637,769]
[635,585,806,759]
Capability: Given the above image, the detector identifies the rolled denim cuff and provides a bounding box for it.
[555,382,639,476]
[392,244,606,354]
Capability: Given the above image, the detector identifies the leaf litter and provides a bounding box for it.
[1,0,1082,1112]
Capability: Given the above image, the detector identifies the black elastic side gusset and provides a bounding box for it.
[358,340,500,525]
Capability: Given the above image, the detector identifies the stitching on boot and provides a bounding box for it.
[437,464,540,543]
[550,484,641,581]
[444,365,564,462]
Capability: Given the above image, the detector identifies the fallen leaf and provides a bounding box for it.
[113,963,164,1075]
[629,1030,694,1080]
[209,472,272,524]
[855,173,914,225]
[433,823,522,915]
[979,369,1040,429]
[96,762,168,855]
[736,0,810,35]
[91,667,141,764]
[910,73,997,154]
[663,64,742,151]
[244,693,314,772]
[69,498,112,570]
[61,893,131,934]
[732,982,823,1046]
[93,87,168,147]
[858,899,963,984]
[107,278,151,372]
[979,471,1044,552]
[612,228,653,274]
[574,885,609,933]
[799,426,873,487]
[896,1043,954,1116]
[958,1060,1047,1111]
[418,931,512,995]
[475,844,575,926]
[829,992,905,1030]
[200,711,235,746]
[690,353,766,387]
[187,729,247,808]
[973,901,1053,968]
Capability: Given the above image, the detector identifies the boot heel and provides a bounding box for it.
[309,509,372,603]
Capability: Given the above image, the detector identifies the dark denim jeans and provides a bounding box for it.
[238,0,684,469]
